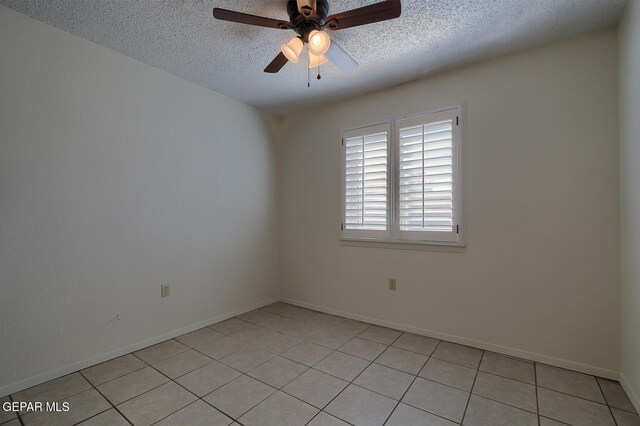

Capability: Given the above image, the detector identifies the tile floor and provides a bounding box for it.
[3,302,639,426]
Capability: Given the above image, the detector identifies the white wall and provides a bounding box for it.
[280,29,620,377]
[619,0,640,411]
[0,5,280,396]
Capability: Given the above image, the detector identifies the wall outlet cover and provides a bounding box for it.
[389,279,397,291]
[161,284,170,297]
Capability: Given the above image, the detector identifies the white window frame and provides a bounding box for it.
[340,104,464,247]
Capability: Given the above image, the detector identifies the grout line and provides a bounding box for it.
[381,338,439,425]
[460,349,484,424]
[76,370,133,426]
[536,383,615,407]
[596,377,619,426]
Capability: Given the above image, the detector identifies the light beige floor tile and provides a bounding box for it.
[203,375,275,419]
[281,321,324,340]
[538,387,615,426]
[248,356,308,388]
[252,332,300,354]
[175,360,241,397]
[358,326,402,345]
[538,417,569,426]
[22,388,110,426]
[338,337,387,361]
[463,395,537,426]
[175,327,224,348]
[598,378,637,413]
[279,307,317,320]
[78,408,129,425]
[238,391,318,426]
[432,341,483,369]
[420,357,477,392]
[387,403,458,426]
[219,347,275,373]
[307,412,350,425]
[354,363,414,400]
[257,316,295,332]
[1,420,20,426]
[392,333,439,355]
[314,351,370,381]
[537,364,605,403]
[209,318,251,335]
[307,329,355,349]
[152,349,212,379]
[282,369,348,409]
[97,367,168,405]
[472,371,536,412]
[325,384,396,426]
[0,396,17,423]
[478,352,534,385]
[81,354,146,386]
[117,382,196,426]
[237,309,278,324]
[12,373,92,403]
[134,340,189,364]
[376,346,428,375]
[155,400,232,426]
[402,377,470,423]
[259,302,295,315]
[281,342,333,367]
[612,408,640,426]
[195,336,248,360]
[323,323,369,338]
[229,325,275,344]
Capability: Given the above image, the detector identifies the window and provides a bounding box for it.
[341,106,462,245]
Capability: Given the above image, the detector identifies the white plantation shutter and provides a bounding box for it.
[342,123,391,239]
[396,109,459,242]
[340,106,462,245]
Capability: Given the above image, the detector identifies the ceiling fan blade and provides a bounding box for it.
[213,8,292,29]
[264,52,289,73]
[324,0,401,30]
[326,41,358,72]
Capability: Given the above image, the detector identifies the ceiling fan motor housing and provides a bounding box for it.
[287,0,329,42]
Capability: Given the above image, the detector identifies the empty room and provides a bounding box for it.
[1,0,639,425]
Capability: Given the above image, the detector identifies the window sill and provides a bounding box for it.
[339,238,466,252]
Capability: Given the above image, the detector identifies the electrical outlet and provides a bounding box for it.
[388,278,397,291]
[161,284,170,297]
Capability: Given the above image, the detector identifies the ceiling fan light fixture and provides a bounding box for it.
[281,37,303,63]
[308,30,331,56]
[308,52,328,68]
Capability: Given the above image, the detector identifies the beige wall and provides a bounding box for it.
[280,29,620,377]
[0,5,280,396]
[620,0,640,410]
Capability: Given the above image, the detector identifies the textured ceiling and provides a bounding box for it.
[0,0,627,113]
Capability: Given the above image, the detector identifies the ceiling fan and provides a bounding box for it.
[212,0,401,74]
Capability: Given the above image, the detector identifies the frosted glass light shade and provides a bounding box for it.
[308,52,328,68]
[281,37,303,63]
[308,30,331,56]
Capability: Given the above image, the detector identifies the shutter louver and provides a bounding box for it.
[398,114,457,241]
[343,124,390,238]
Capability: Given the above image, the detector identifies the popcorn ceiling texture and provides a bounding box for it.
[0,0,626,112]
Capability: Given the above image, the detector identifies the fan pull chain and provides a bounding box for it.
[308,65,310,88]
[317,63,321,80]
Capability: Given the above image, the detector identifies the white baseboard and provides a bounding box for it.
[281,297,620,381]
[0,296,279,398]
[620,374,640,414]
